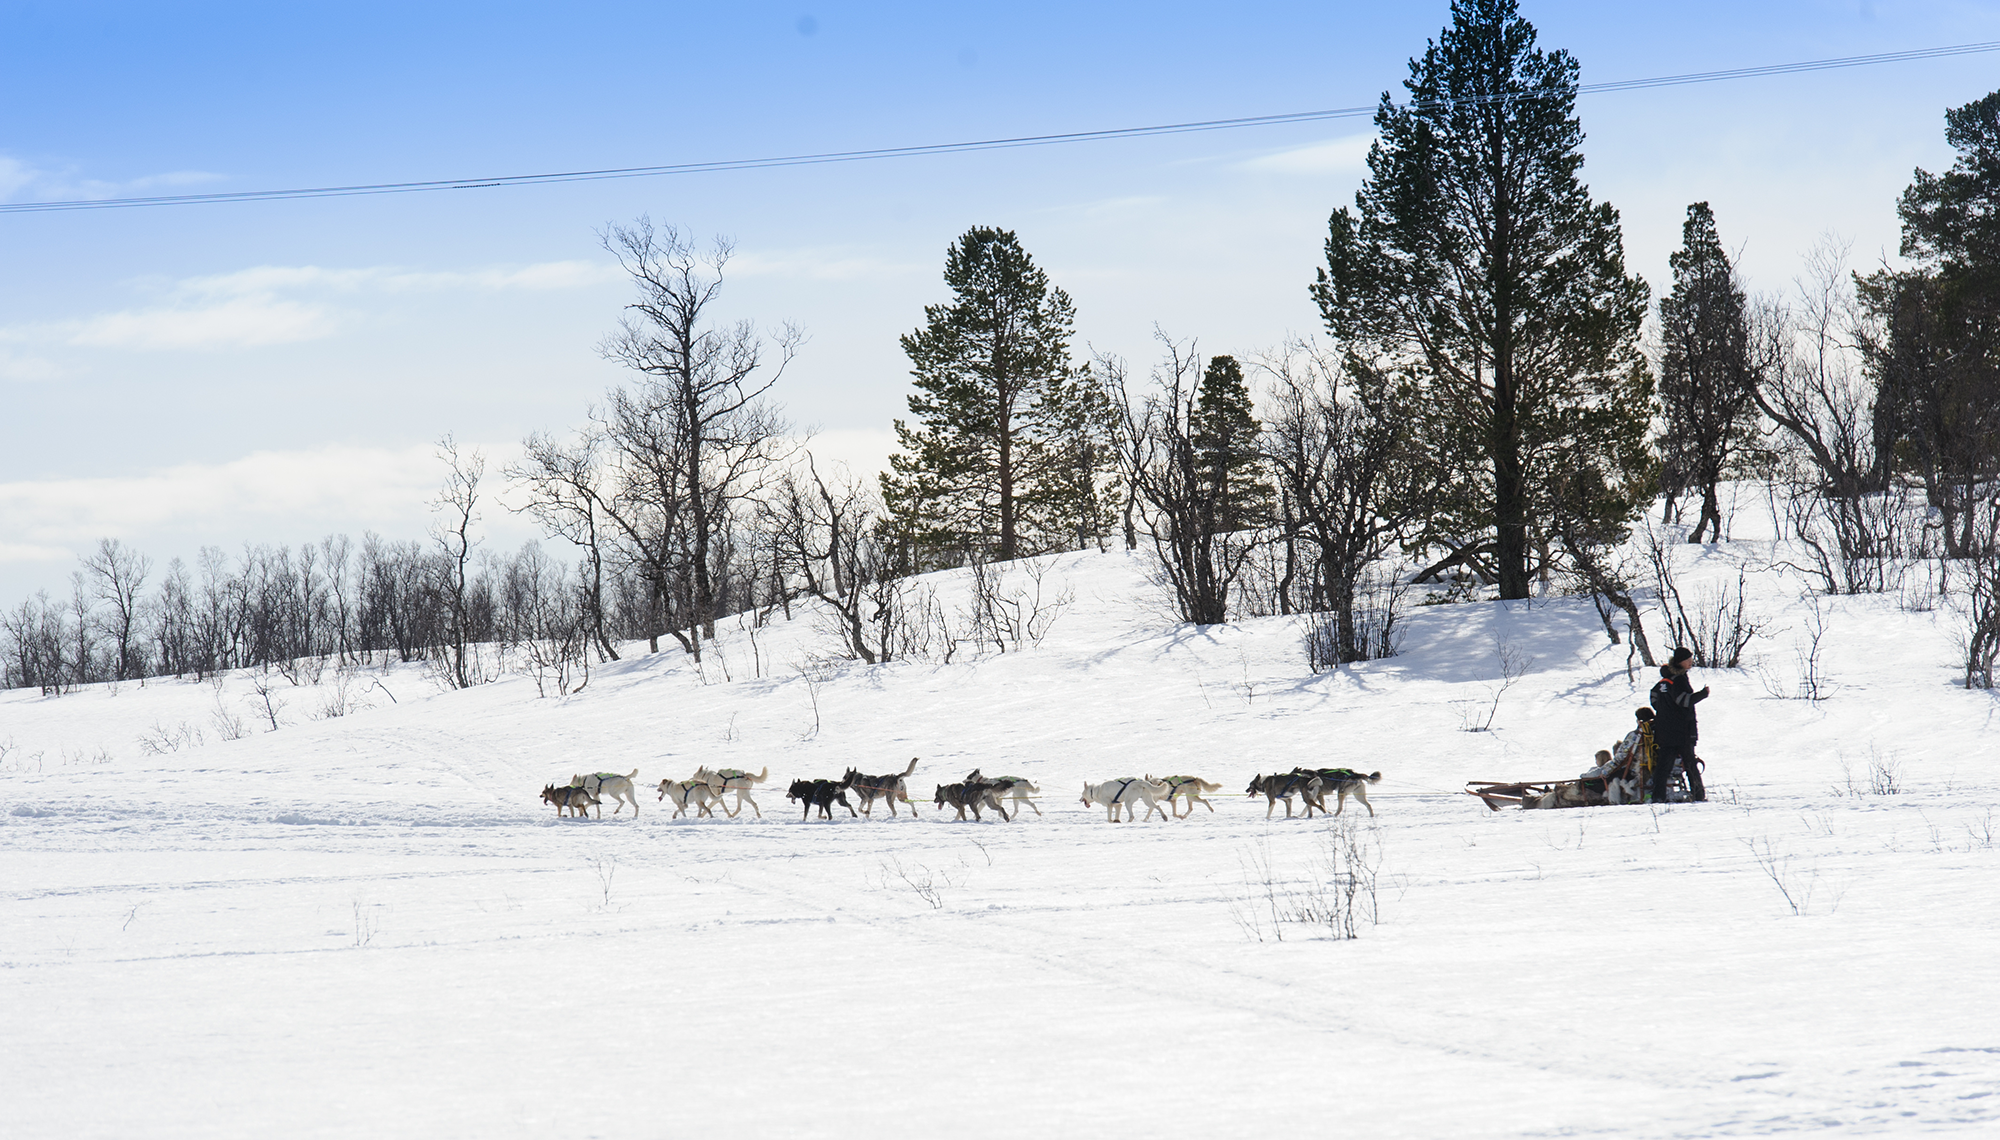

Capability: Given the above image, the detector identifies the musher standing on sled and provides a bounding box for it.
[1649,647,1709,803]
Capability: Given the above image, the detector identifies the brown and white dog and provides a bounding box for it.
[569,769,640,818]
[692,765,769,819]
[843,758,919,818]
[541,783,600,819]
[656,777,723,819]
[1080,777,1170,822]
[1150,774,1222,818]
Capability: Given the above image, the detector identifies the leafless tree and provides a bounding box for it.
[509,429,620,661]
[1257,339,1420,663]
[82,538,151,681]
[1750,241,1880,501]
[430,435,487,689]
[765,456,902,664]
[596,218,798,661]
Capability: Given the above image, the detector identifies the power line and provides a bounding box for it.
[4,39,1996,216]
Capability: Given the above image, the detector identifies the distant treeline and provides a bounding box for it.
[0,534,688,695]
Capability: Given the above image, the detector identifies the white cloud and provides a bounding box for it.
[0,154,224,203]
[0,349,62,382]
[176,260,618,298]
[730,247,924,282]
[0,259,618,353]
[1238,133,1377,174]
[66,296,340,349]
[0,445,450,550]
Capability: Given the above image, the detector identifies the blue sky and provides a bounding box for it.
[3,1,1998,599]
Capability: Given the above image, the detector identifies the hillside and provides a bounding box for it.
[4,513,1998,1139]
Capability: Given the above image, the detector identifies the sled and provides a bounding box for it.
[1463,778,1609,811]
[1464,726,1699,811]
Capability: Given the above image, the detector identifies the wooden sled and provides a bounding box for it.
[1464,778,1610,811]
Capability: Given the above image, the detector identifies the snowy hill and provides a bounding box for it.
[4,517,1998,1138]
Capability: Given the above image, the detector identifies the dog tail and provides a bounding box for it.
[1367,771,1383,783]
[756,766,769,783]
[1195,778,1222,792]
[902,757,918,777]
[625,768,639,779]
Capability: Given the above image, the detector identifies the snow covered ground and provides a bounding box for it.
[5,515,1999,1138]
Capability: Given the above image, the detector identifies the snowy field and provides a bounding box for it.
[5,517,2000,1138]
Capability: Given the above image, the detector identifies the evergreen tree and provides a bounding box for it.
[1658,202,1763,544]
[1858,90,2000,558]
[1312,0,1652,599]
[1191,355,1273,532]
[884,227,1098,564]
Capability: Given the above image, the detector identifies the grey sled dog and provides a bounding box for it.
[843,757,919,817]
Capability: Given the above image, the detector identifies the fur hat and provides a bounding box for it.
[1634,707,1655,722]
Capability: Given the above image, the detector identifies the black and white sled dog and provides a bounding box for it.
[656,777,723,819]
[787,778,857,821]
[965,768,1041,817]
[1291,767,1383,817]
[842,758,919,818]
[542,783,600,819]
[1080,777,1170,822]
[569,769,641,818]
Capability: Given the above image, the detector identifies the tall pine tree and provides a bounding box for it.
[1191,355,1273,533]
[1658,202,1763,544]
[1312,0,1652,598]
[883,227,1100,565]
[1858,90,2000,558]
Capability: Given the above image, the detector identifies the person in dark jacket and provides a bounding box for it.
[1648,648,1709,802]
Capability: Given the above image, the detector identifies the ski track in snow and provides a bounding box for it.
[4,526,2000,1138]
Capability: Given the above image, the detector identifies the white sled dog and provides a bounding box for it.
[569,769,640,818]
[656,777,723,819]
[1149,774,1222,818]
[966,768,1042,817]
[692,765,770,819]
[1080,777,1170,822]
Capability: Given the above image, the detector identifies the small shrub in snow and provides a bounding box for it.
[1457,639,1532,732]
[1743,837,1844,916]
[1231,823,1382,942]
[880,856,960,910]
[137,720,204,756]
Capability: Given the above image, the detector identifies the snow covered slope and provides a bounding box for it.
[4,532,1998,1138]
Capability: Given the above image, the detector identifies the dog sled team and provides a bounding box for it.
[540,760,1386,823]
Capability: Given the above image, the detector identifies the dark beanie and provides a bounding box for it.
[1635,707,1654,721]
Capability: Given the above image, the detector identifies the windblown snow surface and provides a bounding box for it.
[5,506,1998,1139]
